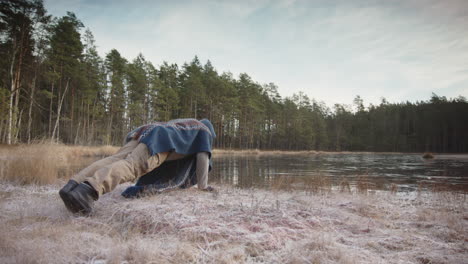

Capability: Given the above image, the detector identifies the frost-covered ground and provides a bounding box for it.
[0,183,466,264]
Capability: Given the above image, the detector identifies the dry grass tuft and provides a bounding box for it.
[67,145,119,157]
[271,175,297,191]
[0,143,69,184]
[0,143,118,185]
[356,173,375,194]
[339,179,352,193]
[422,152,434,159]
[270,174,332,194]
[303,174,332,194]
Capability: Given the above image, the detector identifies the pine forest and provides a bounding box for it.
[1,1,467,152]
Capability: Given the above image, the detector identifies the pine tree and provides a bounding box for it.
[104,49,127,145]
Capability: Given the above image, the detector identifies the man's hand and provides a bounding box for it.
[201,186,216,192]
[121,185,145,198]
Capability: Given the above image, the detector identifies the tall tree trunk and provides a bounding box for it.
[190,97,193,117]
[51,78,70,141]
[56,81,61,140]
[81,99,87,144]
[209,99,213,121]
[7,64,22,144]
[0,107,4,143]
[11,24,30,144]
[48,81,55,137]
[7,86,14,145]
[90,98,97,144]
[27,73,37,144]
[14,109,24,141]
[70,85,75,143]
[0,120,4,143]
[107,112,113,145]
[7,43,18,145]
[107,83,114,145]
[86,100,91,143]
[74,121,81,145]
[12,73,21,144]
[8,19,30,144]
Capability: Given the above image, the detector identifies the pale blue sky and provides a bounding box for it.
[44,0,468,107]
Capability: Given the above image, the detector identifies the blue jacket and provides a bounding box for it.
[125,118,216,157]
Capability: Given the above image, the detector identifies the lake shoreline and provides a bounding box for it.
[0,182,466,263]
[2,144,467,192]
[213,148,468,156]
[2,143,468,157]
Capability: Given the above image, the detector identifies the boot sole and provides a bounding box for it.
[59,180,80,213]
[59,190,81,213]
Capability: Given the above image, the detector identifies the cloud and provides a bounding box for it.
[43,0,468,106]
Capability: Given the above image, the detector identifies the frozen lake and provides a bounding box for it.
[210,153,468,192]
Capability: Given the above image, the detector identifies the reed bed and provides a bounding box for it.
[0,183,465,263]
[0,143,119,185]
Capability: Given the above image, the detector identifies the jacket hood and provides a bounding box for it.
[200,119,216,139]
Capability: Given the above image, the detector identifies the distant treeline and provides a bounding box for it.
[1,1,468,152]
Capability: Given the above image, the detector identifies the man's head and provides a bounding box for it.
[200,119,216,139]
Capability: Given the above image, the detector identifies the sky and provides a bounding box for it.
[44,0,468,107]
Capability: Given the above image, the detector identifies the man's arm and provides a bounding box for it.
[196,152,211,190]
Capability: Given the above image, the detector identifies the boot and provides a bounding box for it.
[59,179,79,213]
[66,182,99,215]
